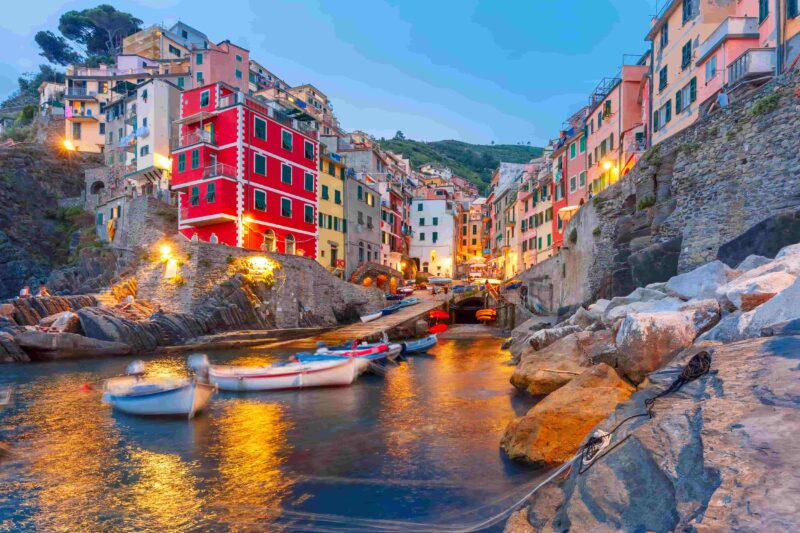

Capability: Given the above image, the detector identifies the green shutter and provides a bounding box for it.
[675,90,683,113]
[665,101,672,123]
[191,149,199,169]
[255,154,266,175]
[689,77,697,103]
[178,153,186,172]
[282,164,292,183]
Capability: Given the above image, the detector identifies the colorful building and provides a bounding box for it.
[409,194,457,278]
[64,65,112,152]
[316,146,346,276]
[171,82,319,256]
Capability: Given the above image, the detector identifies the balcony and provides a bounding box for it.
[697,17,759,64]
[727,48,776,88]
[67,109,98,121]
[173,130,217,149]
[179,205,237,227]
[66,87,98,100]
[203,162,236,179]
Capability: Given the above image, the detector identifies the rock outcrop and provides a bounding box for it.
[14,330,131,360]
[501,364,635,465]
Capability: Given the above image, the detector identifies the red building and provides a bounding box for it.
[171,82,319,256]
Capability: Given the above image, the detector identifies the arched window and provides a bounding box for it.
[90,181,105,195]
[262,230,276,252]
[210,233,218,244]
[285,234,296,255]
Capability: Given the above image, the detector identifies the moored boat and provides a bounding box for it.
[402,334,438,354]
[381,304,402,316]
[396,297,420,308]
[206,357,357,392]
[102,360,216,419]
[360,311,382,323]
[294,351,388,375]
[385,293,404,301]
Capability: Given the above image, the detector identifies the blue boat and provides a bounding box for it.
[396,297,420,308]
[294,352,390,375]
[381,304,402,316]
[401,334,438,354]
[385,294,404,301]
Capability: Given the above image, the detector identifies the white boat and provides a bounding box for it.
[207,357,357,392]
[360,311,382,323]
[102,360,216,419]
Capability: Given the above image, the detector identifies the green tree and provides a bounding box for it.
[393,130,406,140]
[58,5,142,58]
[34,31,82,66]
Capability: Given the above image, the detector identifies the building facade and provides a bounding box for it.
[343,172,382,279]
[316,147,347,276]
[409,196,457,278]
[171,82,319,256]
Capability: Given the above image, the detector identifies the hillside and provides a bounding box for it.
[378,138,542,194]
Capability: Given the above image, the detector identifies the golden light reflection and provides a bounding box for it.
[208,400,294,526]
[128,449,202,531]
[379,360,419,466]
[62,139,76,151]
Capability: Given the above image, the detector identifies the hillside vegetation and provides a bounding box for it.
[379,138,542,193]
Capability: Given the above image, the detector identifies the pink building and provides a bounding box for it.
[189,41,250,93]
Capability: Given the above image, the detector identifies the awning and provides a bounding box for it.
[174,111,215,125]
[558,205,581,222]
[124,165,164,184]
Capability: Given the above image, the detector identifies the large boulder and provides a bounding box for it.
[38,311,81,333]
[519,336,800,532]
[511,330,617,396]
[501,364,635,465]
[736,254,772,271]
[715,270,793,310]
[603,296,684,324]
[742,277,800,336]
[615,299,719,383]
[14,330,131,360]
[665,260,739,300]
[628,236,682,289]
[0,332,28,363]
[527,324,581,351]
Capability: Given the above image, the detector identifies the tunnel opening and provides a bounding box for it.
[451,296,489,324]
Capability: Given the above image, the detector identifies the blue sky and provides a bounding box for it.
[0,0,661,145]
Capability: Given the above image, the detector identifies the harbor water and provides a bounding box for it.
[0,330,542,531]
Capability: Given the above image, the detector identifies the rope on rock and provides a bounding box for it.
[579,349,713,475]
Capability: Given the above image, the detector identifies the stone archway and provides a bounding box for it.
[90,181,105,195]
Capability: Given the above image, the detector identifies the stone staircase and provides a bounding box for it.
[90,289,118,308]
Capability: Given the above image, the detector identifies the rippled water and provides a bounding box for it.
[0,332,541,531]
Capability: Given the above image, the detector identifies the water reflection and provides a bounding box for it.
[0,334,538,531]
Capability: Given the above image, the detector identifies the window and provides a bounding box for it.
[281,164,292,184]
[196,72,204,84]
[603,100,612,118]
[579,136,586,153]
[281,197,292,218]
[254,189,266,211]
[191,149,200,169]
[677,77,698,114]
[579,171,587,187]
[99,123,105,135]
[200,90,210,107]
[472,225,477,235]
[190,186,200,206]
[659,66,668,92]
[367,216,373,229]
[569,175,577,192]
[168,44,181,56]
[281,130,292,151]
[357,185,363,201]
[235,69,242,80]
[140,145,149,156]
[759,0,769,22]
[609,133,614,151]
[660,21,669,50]
[472,238,477,245]
[588,154,593,168]
[706,55,718,82]
[547,234,552,247]
[432,231,438,243]
[304,172,314,192]
[254,117,266,140]
[417,203,423,211]
[334,190,342,204]
[235,54,243,62]
[322,184,329,200]
[304,205,314,224]
[420,232,426,241]
[206,182,216,203]
[304,140,314,160]
[419,218,425,226]
[366,193,374,207]
[285,234,295,255]
[681,41,692,70]
[432,217,438,225]
[358,211,364,224]
[683,0,698,23]
[254,154,266,175]
[96,212,103,226]
[71,122,81,140]
[569,142,576,159]
[177,77,184,89]
[790,0,799,18]
[196,53,203,65]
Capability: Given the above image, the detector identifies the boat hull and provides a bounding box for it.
[402,334,438,354]
[209,358,357,392]
[360,312,382,323]
[103,382,216,419]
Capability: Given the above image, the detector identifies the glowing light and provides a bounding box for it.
[62,139,75,151]
[602,161,612,171]
[153,153,171,170]
[159,245,172,261]
[243,215,254,224]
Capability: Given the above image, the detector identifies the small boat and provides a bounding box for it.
[402,334,438,354]
[295,352,389,376]
[205,357,357,392]
[102,360,216,419]
[360,311,382,323]
[398,286,415,295]
[396,297,420,308]
[0,386,11,410]
[316,342,403,362]
[381,304,402,316]
[385,294,404,301]
[504,280,523,291]
[428,277,453,284]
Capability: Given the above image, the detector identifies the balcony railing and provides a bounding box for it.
[66,88,98,99]
[698,17,759,63]
[173,130,216,148]
[727,48,776,87]
[202,162,236,179]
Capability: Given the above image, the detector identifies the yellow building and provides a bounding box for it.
[317,148,346,277]
[64,66,113,153]
[646,0,743,145]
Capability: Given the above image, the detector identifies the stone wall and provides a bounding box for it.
[520,71,800,313]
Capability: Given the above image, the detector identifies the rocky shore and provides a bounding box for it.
[503,243,800,531]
